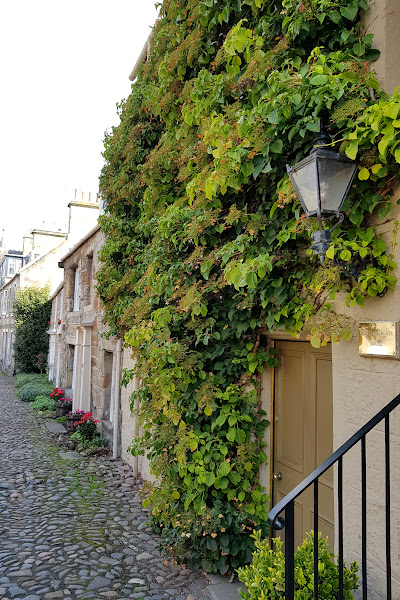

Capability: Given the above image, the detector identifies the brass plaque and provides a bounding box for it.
[359,321,399,359]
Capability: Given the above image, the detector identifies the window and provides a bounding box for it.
[85,255,93,305]
[53,296,58,330]
[58,290,64,326]
[8,259,16,276]
[73,267,80,311]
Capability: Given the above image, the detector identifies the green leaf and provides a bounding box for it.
[365,48,381,62]
[270,139,283,154]
[201,304,208,317]
[340,249,351,261]
[340,329,352,341]
[378,135,392,158]
[218,461,231,477]
[341,4,358,20]
[268,110,279,124]
[227,488,237,501]
[358,167,369,180]
[219,477,229,489]
[385,103,400,120]
[252,157,266,179]
[204,472,216,487]
[372,238,386,254]
[325,245,335,260]
[226,428,236,442]
[246,272,258,289]
[345,141,359,160]
[235,429,246,443]
[241,161,254,177]
[310,335,321,348]
[352,41,365,57]
[309,74,328,86]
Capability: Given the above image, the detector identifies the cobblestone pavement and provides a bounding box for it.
[0,375,211,600]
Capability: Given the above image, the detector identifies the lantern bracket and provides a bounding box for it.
[310,212,344,264]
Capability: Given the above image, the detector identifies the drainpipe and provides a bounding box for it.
[128,28,155,81]
[132,376,140,477]
[112,339,122,459]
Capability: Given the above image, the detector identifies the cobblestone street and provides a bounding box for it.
[0,375,216,600]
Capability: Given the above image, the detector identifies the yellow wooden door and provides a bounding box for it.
[273,341,334,550]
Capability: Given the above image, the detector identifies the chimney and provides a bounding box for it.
[67,189,100,244]
[23,235,33,257]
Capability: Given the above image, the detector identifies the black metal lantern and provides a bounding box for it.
[286,124,358,263]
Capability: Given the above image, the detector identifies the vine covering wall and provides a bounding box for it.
[97,0,400,572]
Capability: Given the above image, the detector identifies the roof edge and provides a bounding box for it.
[58,223,101,267]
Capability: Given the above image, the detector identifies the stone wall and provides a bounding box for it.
[120,352,153,481]
[330,5,400,596]
[331,201,400,598]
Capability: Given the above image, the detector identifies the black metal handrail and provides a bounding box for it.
[268,392,400,600]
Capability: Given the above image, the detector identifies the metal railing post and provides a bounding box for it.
[285,501,295,600]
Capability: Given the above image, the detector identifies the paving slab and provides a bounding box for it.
[45,422,66,434]
[204,575,243,600]
[58,450,81,460]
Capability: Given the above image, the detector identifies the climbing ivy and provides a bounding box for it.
[97,0,400,572]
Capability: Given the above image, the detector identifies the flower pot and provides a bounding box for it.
[65,413,82,433]
[56,402,72,418]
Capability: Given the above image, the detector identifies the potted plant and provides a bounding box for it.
[66,409,85,433]
[52,388,72,417]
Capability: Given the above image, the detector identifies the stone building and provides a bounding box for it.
[0,191,100,375]
[49,223,152,479]
[49,4,400,596]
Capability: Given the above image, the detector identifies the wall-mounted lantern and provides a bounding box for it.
[286,123,358,265]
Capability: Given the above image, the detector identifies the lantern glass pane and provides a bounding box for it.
[318,157,357,213]
[290,157,318,216]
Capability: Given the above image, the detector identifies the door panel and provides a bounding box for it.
[273,341,334,550]
[275,350,306,474]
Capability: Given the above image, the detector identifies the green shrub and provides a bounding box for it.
[31,395,57,412]
[16,381,54,402]
[56,415,67,423]
[13,285,51,373]
[87,436,108,448]
[71,429,107,449]
[237,531,358,600]
[15,373,48,390]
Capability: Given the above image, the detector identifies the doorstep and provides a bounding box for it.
[204,574,244,600]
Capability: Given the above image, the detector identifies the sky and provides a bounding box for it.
[0,0,159,249]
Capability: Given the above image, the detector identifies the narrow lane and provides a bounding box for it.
[0,375,208,600]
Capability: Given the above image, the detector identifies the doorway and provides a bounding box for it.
[273,340,334,549]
